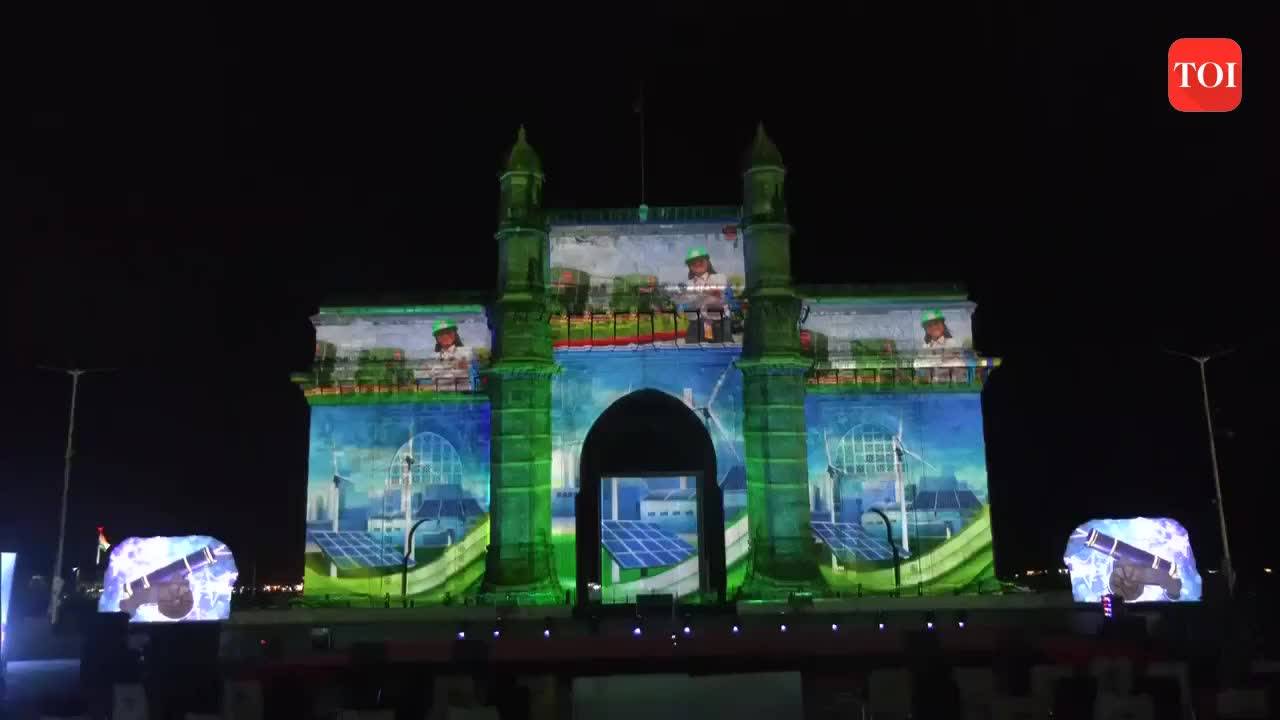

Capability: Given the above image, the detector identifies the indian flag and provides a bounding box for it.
[97,527,110,553]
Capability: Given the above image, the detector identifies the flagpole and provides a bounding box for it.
[95,527,109,567]
[636,83,646,208]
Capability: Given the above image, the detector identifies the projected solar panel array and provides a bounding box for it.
[309,531,411,571]
[601,520,695,570]
[418,498,485,520]
[644,488,697,501]
[912,490,981,511]
[811,521,896,562]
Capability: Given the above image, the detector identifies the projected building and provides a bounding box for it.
[294,126,1000,605]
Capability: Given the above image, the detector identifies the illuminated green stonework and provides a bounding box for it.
[484,369,557,590]
[738,125,825,596]
[483,127,560,593]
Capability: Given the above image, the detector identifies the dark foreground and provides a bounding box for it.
[3,594,1279,719]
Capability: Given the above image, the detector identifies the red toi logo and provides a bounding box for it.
[1168,38,1242,112]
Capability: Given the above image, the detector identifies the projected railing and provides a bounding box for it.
[806,366,995,389]
[301,378,481,397]
[806,355,1000,390]
[550,310,738,349]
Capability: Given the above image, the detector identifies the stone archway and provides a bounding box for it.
[575,389,726,606]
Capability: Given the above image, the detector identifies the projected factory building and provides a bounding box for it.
[294,126,1000,606]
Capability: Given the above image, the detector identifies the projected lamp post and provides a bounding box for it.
[863,508,902,596]
[402,516,436,607]
[1163,347,1236,599]
[39,366,114,625]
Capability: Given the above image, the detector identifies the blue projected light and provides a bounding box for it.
[601,520,696,570]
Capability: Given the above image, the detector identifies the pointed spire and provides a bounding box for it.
[745,122,784,170]
[504,124,543,174]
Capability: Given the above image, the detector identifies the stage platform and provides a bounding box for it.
[227,591,1082,626]
[209,592,1218,671]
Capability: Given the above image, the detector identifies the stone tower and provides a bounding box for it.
[738,124,823,595]
[483,127,559,594]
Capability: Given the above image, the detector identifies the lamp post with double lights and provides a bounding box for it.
[1162,348,1235,599]
[39,366,115,625]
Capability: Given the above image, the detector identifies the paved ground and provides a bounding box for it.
[2,659,83,719]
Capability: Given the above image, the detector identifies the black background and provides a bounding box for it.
[5,4,1276,585]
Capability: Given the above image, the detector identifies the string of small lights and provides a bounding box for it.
[450,611,975,642]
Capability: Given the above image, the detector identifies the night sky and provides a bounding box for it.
[6,5,1276,585]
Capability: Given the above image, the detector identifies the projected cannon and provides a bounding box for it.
[1064,518,1201,603]
[1079,528,1182,601]
[100,536,239,623]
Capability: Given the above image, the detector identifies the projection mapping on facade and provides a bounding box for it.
[293,126,1001,605]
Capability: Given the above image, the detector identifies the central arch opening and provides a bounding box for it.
[575,389,726,606]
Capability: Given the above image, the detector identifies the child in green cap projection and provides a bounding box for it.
[681,245,729,342]
[920,309,958,350]
[682,245,726,308]
[433,319,472,363]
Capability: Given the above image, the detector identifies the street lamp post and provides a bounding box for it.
[40,367,114,625]
[1163,348,1235,599]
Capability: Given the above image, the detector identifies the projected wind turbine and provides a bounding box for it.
[329,448,349,532]
[400,429,415,556]
[695,365,742,464]
[893,417,937,554]
[822,429,840,524]
[822,430,841,570]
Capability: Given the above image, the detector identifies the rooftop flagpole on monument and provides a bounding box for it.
[635,82,648,221]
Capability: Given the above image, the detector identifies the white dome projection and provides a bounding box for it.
[387,431,465,489]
